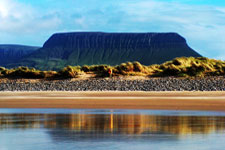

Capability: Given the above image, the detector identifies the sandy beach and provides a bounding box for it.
[0,91,225,111]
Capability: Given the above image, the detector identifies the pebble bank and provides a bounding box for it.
[0,77,225,91]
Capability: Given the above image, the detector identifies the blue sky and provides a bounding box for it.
[0,0,225,59]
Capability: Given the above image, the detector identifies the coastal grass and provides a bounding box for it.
[0,57,225,79]
[0,66,57,79]
[57,66,82,78]
[153,57,225,77]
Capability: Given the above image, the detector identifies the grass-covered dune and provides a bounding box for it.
[0,57,225,79]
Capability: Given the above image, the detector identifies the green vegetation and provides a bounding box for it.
[153,57,225,77]
[0,44,39,65]
[81,64,111,77]
[5,32,201,70]
[113,61,153,76]
[0,57,225,79]
[0,66,57,79]
[57,66,82,78]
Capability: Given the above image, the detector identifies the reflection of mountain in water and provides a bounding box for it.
[1,113,225,141]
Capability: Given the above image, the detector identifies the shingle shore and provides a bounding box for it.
[0,77,225,91]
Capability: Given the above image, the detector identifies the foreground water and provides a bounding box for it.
[0,109,225,150]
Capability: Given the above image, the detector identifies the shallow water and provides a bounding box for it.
[1,109,225,150]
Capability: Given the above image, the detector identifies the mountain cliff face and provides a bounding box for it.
[10,32,201,70]
[0,45,39,66]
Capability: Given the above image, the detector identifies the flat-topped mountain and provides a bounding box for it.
[8,32,201,70]
[0,44,39,66]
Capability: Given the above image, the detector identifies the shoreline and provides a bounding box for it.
[0,91,225,111]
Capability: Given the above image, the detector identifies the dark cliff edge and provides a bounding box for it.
[0,44,39,66]
[8,32,201,70]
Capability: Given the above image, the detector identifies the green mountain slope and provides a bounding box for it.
[0,44,39,66]
[8,32,201,70]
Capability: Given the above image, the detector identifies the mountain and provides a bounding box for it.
[0,44,39,66]
[8,32,201,70]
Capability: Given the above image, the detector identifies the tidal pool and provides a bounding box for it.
[0,109,225,150]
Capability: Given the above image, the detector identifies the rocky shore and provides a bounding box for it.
[0,77,225,91]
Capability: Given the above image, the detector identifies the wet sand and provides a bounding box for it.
[0,91,225,111]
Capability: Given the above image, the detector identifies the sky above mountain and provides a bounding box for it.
[0,0,225,59]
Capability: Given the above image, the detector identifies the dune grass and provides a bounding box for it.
[0,66,57,79]
[0,57,225,79]
[57,66,82,78]
[153,57,225,77]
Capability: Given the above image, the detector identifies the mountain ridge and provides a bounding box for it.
[6,32,201,70]
[0,44,40,66]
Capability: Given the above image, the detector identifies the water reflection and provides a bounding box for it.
[1,113,225,137]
